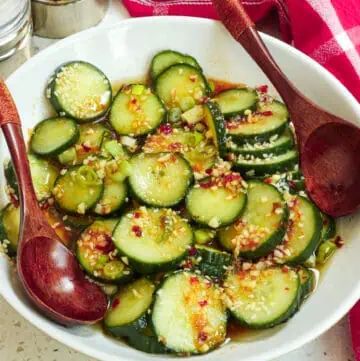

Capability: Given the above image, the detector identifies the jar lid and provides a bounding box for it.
[0,0,31,59]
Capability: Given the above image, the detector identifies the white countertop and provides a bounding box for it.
[0,1,355,360]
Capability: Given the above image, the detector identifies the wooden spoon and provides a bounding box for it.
[212,0,360,217]
[0,80,108,326]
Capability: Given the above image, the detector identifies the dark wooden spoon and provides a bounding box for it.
[212,0,360,217]
[0,80,108,326]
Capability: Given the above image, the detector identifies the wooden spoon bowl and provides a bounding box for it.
[0,81,108,326]
[212,0,360,217]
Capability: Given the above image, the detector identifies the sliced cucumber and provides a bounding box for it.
[276,196,322,265]
[152,271,227,354]
[47,61,112,122]
[186,174,247,228]
[218,181,288,259]
[224,267,301,328]
[233,149,299,176]
[298,267,315,301]
[30,117,79,156]
[127,326,168,354]
[203,101,227,157]
[214,88,258,117]
[93,160,128,215]
[155,64,209,111]
[129,153,193,207]
[104,278,155,337]
[150,50,202,80]
[110,84,166,136]
[76,219,133,283]
[190,245,232,279]
[0,204,20,256]
[227,128,294,158]
[143,128,217,175]
[320,213,336,241]
[226,101,289,141]
[5,155,59,202]
[113,208,193,274]
[194,228,216,245]
[58,122,108,166]
[53,165,103,214]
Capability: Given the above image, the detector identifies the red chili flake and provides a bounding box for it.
[159,123,173,135]
[130,97,137,105]
[282,266,290,273]
[182,259,193,269]
[190,276,199,285]
[205,168,213,175]
[133,211,142,219]
[81,143,92,152]
[198,300,208,307]
[323,218,329,226]
[223,173,241,184]
[198,332,208,343]
[257,84,268,93]
[225,122,239,130]
[95,234,115,253]
[260,111,273,116]
[226,153,236,162]
[112,298,120,308]
[334,236,344,248]
[246,239,259,250]
[132,225,143,237]
[188,246,197,256]
[237,270,247,279]
[168,142,182,151]
[264,177,273,184]
[200,181,214,189]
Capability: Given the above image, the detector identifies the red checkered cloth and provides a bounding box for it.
[122,0,360,101]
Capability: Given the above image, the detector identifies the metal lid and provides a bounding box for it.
[0,0,31,60]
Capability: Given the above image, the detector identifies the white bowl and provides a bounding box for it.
[1,16,360,361]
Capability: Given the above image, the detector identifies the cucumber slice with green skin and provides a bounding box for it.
[276,196,322,265]
[53,165,103,214]
[227,128,294,158]
[189,245,232,279]
[233,149,299,177]
[76,219,133,283]
[155,64,209,111]
[152,271,227,354]
[143,128,217,175]
[129,153,193,207]
[298,267,315,301]
[203,101,227,157]
[320,213,336,241]
[127,325,168,354]
[224,267,301,329]
[104,278,155,337]
[214,88,258,117]
[62,213,94,232]
[150,50,202,81]
[226,101,289,142]
[0,204,20,256]
[30,117,79,156]
[218,181,288,259]
[5,155,59,202]
[93,159,129,215]
[194,228,216,245]
[113,207,194,274]
[58,122,109,166]
[186,174,247,228]
[109,84,166,136]
[47,61,112,122]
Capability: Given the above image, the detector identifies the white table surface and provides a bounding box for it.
[0,1,356,360]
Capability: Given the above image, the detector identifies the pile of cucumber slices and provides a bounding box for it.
[0,50,340,355]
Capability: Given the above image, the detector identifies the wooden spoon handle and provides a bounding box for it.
[212,0,299,107]
[0,80,38,208]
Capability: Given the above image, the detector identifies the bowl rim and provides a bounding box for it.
[1,15,360,361]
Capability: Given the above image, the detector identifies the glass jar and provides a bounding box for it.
[0,0,33,79]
